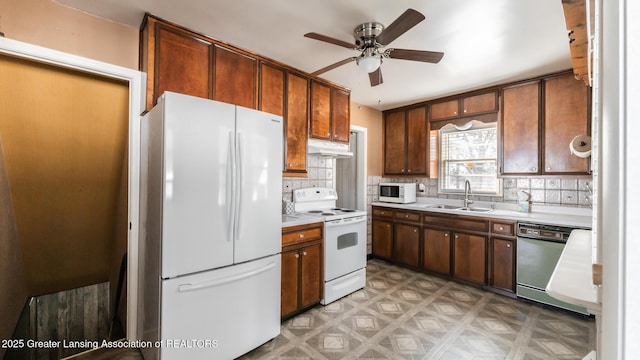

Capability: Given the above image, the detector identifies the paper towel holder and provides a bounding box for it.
[569,134,592,158]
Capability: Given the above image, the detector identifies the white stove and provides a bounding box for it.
[292,188,367,304]
[292,188,367,220]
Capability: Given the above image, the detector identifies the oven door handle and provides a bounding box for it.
[326,216,366,227]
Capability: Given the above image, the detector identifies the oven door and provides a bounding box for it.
[324,216,367,282]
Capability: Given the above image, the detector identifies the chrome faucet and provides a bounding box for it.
[464,179,473,208]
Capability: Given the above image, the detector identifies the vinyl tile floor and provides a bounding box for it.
[239,259,596,360]
[68,259,596,360]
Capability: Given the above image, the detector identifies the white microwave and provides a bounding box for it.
[379,183,417,204]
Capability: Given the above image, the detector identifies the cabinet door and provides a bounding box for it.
[281,248,300,317]
[423,228,451,275]
[393,223,420,267]
[259,62,284,116]
[501,82,540,175]
[284,72,309,173]
[153,22,213,109]
[214,46,257,109]
[490,237,515,293]
[430,99,459,121]
[384,110,407,174]
[331,89,350,143]
[406,107,427,175]
[453,232,487,284]
[310,81,331,140]
[372,219,393,259]
[544,75,590,174]
[462,92,498,116]
[300,243,322,308]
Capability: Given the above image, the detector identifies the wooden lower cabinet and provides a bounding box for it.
[422,228,451,275]
[490,237,516,293]
[453,232,487,285]
[281,223,323,318]
[372,219,393,260]
[393,223,420,268]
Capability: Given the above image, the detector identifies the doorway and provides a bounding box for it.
[0,38,144,342]
[336,125,367,211]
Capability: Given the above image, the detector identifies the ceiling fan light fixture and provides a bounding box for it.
[358,55,381,73]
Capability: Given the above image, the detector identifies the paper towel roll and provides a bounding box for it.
[569,134,592,158]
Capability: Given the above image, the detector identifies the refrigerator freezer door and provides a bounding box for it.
[233,107,283,263]
[161,93,236,278]
[160,254,281,360]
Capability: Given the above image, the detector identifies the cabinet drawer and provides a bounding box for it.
[372,207,393,218]
[394,211,421,223]
[423,213,488,232]
[491,221,516,237]
[282,223,323,246]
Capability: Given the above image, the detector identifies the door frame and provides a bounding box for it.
[0,37,145,340]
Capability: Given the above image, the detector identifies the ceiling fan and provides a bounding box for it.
[304,8,444,87]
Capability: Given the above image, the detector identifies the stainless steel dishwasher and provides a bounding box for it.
[516,222,590,315]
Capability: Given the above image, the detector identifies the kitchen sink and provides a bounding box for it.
[426,204,462,210]
[457,207,493,213]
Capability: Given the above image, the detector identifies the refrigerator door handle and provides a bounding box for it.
[234,132,244,241]
[227,131,235,241]
[177,261,276,293]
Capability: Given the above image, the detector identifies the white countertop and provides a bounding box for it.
[282,213,324,228]
[546,229,601,311]
[372,198,592,228]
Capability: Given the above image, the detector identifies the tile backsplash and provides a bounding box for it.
[367,176,593,208]
[282,155,334,201]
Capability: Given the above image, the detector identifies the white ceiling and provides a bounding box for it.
[54,0,572,111]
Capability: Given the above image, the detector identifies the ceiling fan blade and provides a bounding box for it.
[376,9,425,45]
[369,67,383,87]
[387,48,444,63]
[304,32,357,50]
[311,57,358,76]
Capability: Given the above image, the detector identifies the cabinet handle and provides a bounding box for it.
[454,111,457,115]
[295,253,300,258]
[327,132,330,136]
[506,244,511,248]
[463,109,468,113]
[499,226,504,231]
[444,233,449,237]
[405,214,409,218]
[386,224,391,228]
[303,251,307,256]
[333,134,338,138]
[455,235,459,239]
[531,167,537,172]
[547,167,552,171]
[381,211,385,215]
[407,169,411,173]
[401,169,405,173]
[413,229,417,233]
[299,234,305,238]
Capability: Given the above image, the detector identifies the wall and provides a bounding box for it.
[0,0,138,69]
[350,102,383,176]
[0,136,28,360]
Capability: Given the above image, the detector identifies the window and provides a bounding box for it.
[438,120,501,195]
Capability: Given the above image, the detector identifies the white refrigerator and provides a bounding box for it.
[138,92,282,360]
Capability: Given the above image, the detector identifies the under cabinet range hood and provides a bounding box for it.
[307,138,353,158]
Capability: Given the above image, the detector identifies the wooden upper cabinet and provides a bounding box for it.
[543,74,590,174]
[429,91,498,122]
[462,92,498,116]
[384,110,408,175]
[310,81,331,140]
[501,82,540,175]
[310,81,351,143]
[331,89,350,143]
[284,72,309,174]
[259,62,285,116]
[141,17,214,110]
[430,99,459,121]
[213,46,257,109]
[406,107,428,175]
[383,107,428,176]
